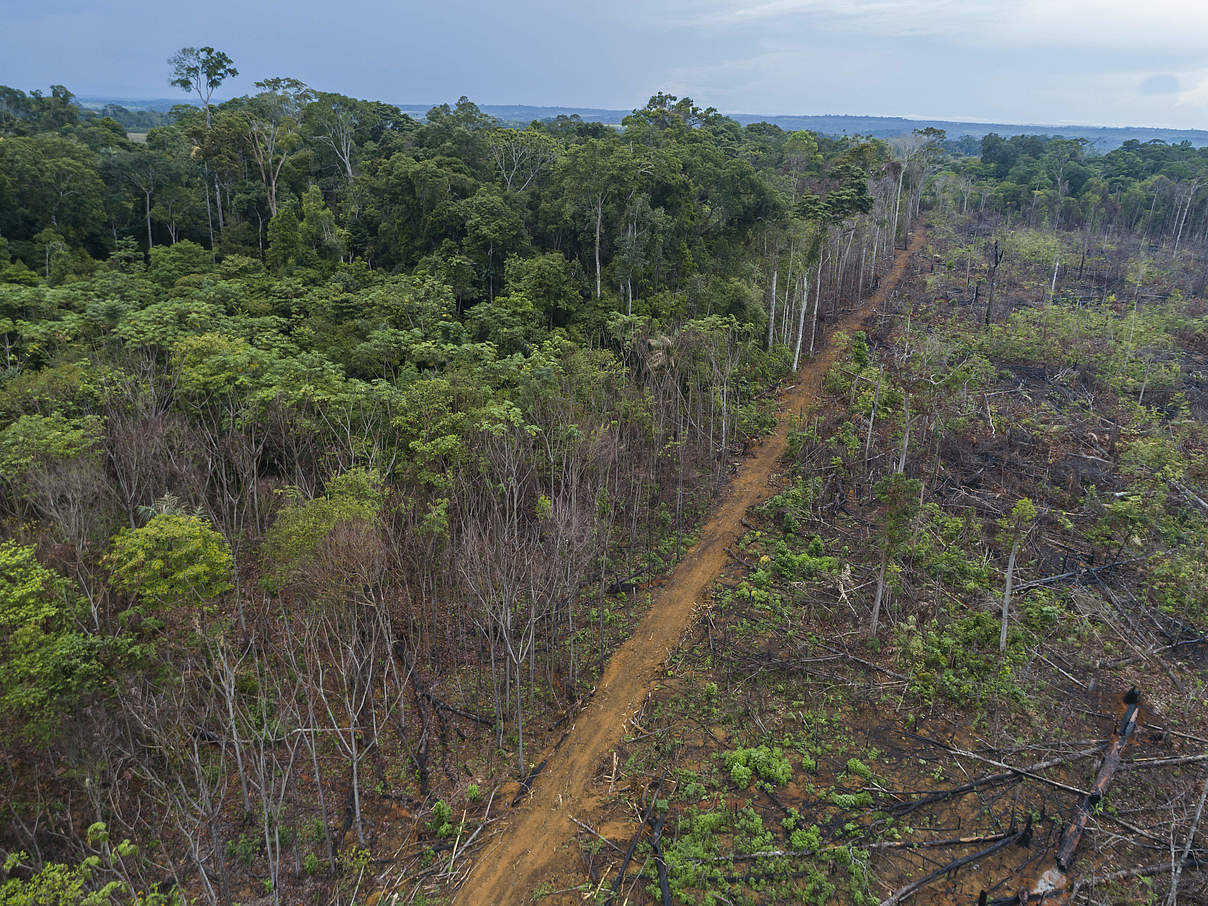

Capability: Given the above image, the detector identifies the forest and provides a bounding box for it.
[1,45,1207,906]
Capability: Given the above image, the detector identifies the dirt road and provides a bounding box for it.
[452,227,926,906]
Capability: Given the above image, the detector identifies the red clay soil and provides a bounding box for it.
[452,226,928,906]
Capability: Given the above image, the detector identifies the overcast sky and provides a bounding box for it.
[4,0,1208,129]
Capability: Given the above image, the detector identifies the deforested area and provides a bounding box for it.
[2,16,1208,906]
[548,145,1208,906]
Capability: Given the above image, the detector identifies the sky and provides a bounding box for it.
[3,0,1208,129]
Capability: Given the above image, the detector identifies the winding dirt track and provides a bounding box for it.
[453,227,926,906]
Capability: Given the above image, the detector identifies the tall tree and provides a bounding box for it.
[168,46,238,128]
[302,92,360,182]
[109,147,168,249]
[242,78,313,216]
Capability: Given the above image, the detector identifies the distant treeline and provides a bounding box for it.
[69,94,1208,150]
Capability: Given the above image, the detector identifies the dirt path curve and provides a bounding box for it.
[452,226,926,906]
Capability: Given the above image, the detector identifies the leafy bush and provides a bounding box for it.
[908,503,993,593]
[771,537,838,582]
[429,799,454,838]
[845,758,874,782]
[0,852,122,905]
[227,832,260,866]
[260,467,385,590]
[0,542,107,739]
[828,791,873,809]
[722,745,793,789]
[0,413,102,476]
[896,610,1027,705]
[105,512,233,618]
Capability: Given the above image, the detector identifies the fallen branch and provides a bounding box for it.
[818,641,909,681]
[1125,753,1208,770]
[1171,479,1208,515]
[1166,775,1208,906]
[1143,722,1208,746]
[424,693,492,726]
[879,819,1030,906]
[572,816,624,854]
[891,746,1104,817]
[904,733,1098,798]
[866,831,1014,851]
[689,849,818,864]
[1013,554,1156,593]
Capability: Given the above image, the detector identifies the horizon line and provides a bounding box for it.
[70,93,1208,136]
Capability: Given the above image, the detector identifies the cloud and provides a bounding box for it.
[692,0,992,32]
[673,0,1208,52]
[1139,74,1179,95]
[1177,71,1208,111]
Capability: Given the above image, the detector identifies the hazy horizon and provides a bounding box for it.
[52,94,1208,138]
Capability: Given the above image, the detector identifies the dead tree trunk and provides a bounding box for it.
[1029,687,1141,900]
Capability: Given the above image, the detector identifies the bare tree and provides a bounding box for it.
[486,128,558,192]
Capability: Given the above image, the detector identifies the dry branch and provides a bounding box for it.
[878,819,1030,906]
[891,746,1103,817]
[1166,776,1208,906]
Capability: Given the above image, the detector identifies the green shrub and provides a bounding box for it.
[227,833,259,866]
[789,824,822,851]
[106,513,233,609]
[896,611,1027,705]
[429,799,454,838]
[828,791,873,809]
[845,758,874,782]
[722,746,793,789]
[0,543,108,740]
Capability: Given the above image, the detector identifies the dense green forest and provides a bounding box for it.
[1,45,1207,906]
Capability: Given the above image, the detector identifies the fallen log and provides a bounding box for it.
[1027,687,1140,903]
[510,757,549,807]
[607,567,648,595]
[726,546,754,569]
[509,726,570,806]
[1055,687,1140,870]
[603,775,665,906]
[650,812,672,906]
